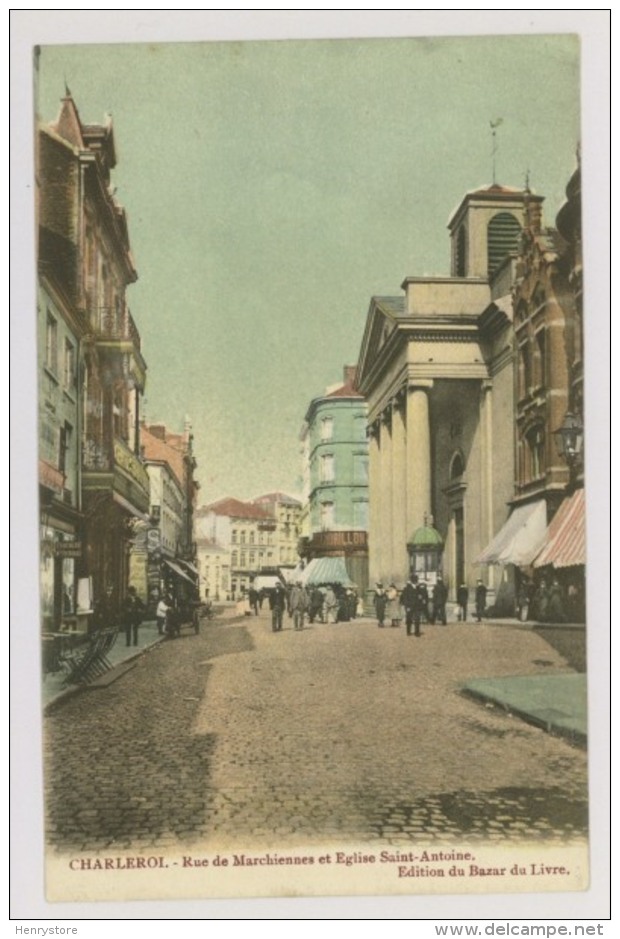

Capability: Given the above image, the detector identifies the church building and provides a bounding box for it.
[356,184,543,608]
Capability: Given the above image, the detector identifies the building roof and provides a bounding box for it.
[204,497,272,520]
[253,492,302,507]
[140,424,185,489]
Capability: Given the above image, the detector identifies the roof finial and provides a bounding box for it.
[525,167,531,193]
[64,77,71,98]
[490,118,503,185]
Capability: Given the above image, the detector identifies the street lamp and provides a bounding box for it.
[553,411,584,466]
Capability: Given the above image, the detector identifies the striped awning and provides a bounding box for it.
[534,489,586,569]
[163,559,196,586]
[476,500,547,566]
[300,557,356,587]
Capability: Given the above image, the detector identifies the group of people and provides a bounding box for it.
[374,576,448,636]
[373,575,489,634]
[267,581,362,633]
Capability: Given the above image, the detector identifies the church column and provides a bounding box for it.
[405,382,433,542]
[480,380,495,595]
[391,391,408,583]
[379,408,393,583]
[368,420,381,587]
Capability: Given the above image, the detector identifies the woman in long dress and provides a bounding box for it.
[385,583,402,627]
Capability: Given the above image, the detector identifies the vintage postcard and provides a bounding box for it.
[12,11,610,918]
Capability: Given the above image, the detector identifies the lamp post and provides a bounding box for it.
[553,411,584,488]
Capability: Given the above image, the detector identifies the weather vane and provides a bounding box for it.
[490,118,503,184]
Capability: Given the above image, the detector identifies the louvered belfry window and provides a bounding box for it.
[487,212,522,276]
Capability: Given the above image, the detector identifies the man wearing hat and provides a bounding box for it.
[374,582,387,627]
[269,582,286,632]
[431,575,448,625]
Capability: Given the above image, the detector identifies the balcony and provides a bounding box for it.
[92,305,146,390]
[82,435,149,515]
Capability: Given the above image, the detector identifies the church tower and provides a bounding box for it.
[447,184,543,279]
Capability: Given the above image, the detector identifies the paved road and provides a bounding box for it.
[44,608,588,854]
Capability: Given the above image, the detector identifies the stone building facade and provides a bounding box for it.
[356,185,540,606]
[37,92,149,630]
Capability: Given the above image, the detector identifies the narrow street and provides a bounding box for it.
[44,608,588,856]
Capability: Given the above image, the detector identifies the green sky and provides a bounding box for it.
[37,34,580,504]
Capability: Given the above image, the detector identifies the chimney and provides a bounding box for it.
[343,365,357,387]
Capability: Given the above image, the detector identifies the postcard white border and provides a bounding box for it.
[10,9,611,922]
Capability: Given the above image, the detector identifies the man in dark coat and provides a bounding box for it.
[457,583,469,622]
[475,579,488,622]
[269,583,286,632]
[400,575,425,637]
[431,575,448,625]
[122,586,145,647]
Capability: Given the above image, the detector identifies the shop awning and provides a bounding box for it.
[163,559,196,586]
[534,489,586,569]
[300,557,356,587]
[177,560,199,578]
[476,500,548,566]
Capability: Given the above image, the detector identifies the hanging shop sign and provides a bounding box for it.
[54,541,83,558]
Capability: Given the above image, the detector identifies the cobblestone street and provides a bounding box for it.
[44,609,588,855]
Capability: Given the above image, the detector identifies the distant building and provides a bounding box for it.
[130,420,199,608]
[251,492,302,571]
[299,366,369,594]
[194,497,276,599]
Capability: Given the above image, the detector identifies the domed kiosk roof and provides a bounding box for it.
[408,524,444,548]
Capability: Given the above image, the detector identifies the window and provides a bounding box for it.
[240,531,246,545]
[231,530,237,544]
[353,453,368,484]
[320,417,333,441]
[518,343,530,398]
[534,330,546,388]
[45,311,58,374]
[526,426,545,481]
[249,531,255,544]
[450,452,465,480]
[320,502,334,530]
[231,550,238,567]
[59,422,72,474]
[320,454,334,483]
[355,415,367,440]
[240,552,246,567]
[455,225,467,277]
[63,339,75,391]
[353,501,368,530]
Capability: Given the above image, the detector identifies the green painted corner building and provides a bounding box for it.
[299,366,369,594]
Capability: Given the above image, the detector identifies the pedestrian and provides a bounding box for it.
[532,579,549,622]
[386,583,401,627]
[269,582,286,632]
[308,587,324,624]
[475,579,487,622]
[431,575,448,625]
[374,582,387,627]
[156,595,170,635]
[400,575,425,637]
[547,577,566,623]
[346,588,357,621]
[457,583,469,622]
[248,586,259,615]
[123,586,145,647]
[289,581,309,631]
[323,585,339,624]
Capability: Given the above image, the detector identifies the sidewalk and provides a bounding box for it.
[42,620,165,712]
[462,672,587,746]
